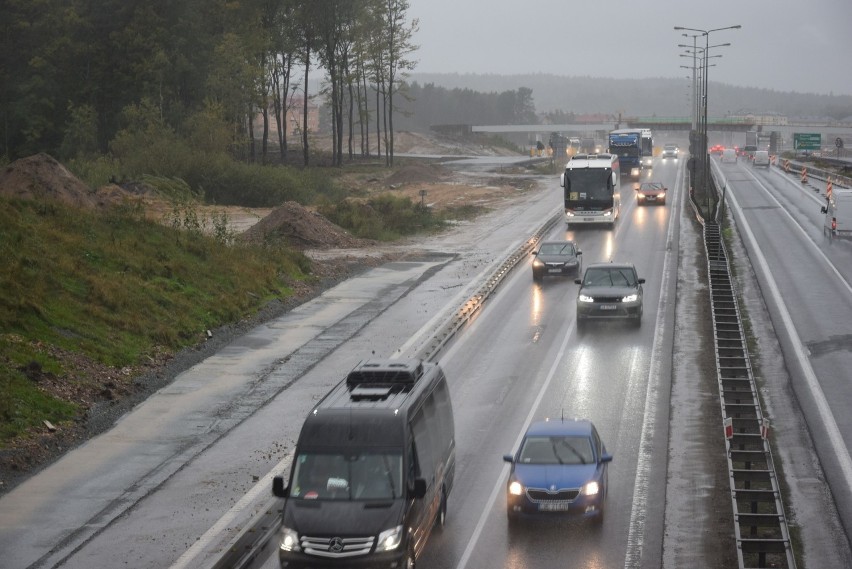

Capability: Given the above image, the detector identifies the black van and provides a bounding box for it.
[272,359,456,569]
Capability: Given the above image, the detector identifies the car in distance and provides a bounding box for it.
[662,143,678,159]
[752,150,771,168]
[710,144,725,155]
[575,262,644,328]
[504,418,612,525]
[721,148,738,164]
[532,241,582,282]
[635,181,667,206]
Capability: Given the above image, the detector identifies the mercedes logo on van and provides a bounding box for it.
[329,537,345,553]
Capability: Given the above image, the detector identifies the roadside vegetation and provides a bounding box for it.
[0,197,315,443]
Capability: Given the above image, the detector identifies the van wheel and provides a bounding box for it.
[435,490,447,530]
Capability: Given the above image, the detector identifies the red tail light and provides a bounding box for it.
[832,218,837,231]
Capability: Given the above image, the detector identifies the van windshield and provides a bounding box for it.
[290,450,403,501]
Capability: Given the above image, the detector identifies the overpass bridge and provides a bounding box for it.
[466,117,756,135]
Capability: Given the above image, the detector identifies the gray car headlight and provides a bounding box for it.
[578,294,594,303]
[622,293,639,303]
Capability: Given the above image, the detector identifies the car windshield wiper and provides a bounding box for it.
[381,455,396,499]
[556,440,588,464]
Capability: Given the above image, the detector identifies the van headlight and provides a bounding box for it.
[377,525,403,551]
[279,526,301,552]
[622,293,639,303]
[581,481,600,496]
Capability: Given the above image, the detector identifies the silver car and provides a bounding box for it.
[575,263,644,329]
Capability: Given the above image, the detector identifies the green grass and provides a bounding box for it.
[0,197,312,444]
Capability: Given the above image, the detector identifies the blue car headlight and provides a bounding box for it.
[581,481,600,496]
[377,525,403,551]
[279,526,301,552]
[509,481,524,496]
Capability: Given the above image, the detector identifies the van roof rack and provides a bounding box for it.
[346,359,424,387]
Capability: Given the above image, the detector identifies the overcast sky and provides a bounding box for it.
[407,0,852,97]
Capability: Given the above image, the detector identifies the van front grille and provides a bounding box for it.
[300,535,375,558]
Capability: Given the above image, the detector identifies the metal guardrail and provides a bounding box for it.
[704,223,796,569]
[208,208,563,569]
[414,209,561,361]
[695,159,797,568]
[773,157,852,188]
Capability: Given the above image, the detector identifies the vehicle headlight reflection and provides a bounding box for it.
[279,527,301,552]
[377,525,403,551]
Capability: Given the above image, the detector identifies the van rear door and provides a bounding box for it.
[834,194,852,235]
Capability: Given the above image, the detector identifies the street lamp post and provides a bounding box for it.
[674,25,740,218]
[681,33,701,129]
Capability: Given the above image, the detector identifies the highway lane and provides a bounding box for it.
[409,158,682,569]
[0,161,564,569]
[721,157,852,540]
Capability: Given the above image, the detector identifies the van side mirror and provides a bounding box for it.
[272,475,289,498]
[821,206,828,214]
[409,478,427,499]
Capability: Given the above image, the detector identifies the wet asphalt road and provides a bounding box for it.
[3,152,852,569]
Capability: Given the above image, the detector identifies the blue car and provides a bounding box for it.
[503,419,612,525]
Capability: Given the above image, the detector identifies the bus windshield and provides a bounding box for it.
[565,169,613,206]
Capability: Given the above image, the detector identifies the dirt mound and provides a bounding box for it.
[0,153,99,208]
[0,153,155,211]
[240,201,373,249]
[384,162,448,187]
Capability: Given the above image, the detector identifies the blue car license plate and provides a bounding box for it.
[539,502,571,512]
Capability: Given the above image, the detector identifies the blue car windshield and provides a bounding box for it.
[519,436,594,465]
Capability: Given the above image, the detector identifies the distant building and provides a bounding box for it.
[253,97,320,138]
[728,110,789,126]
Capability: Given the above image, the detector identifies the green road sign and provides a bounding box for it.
[793,133,821,150]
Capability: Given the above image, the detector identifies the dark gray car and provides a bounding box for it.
[532,241,582,282]
[575,262,644,328]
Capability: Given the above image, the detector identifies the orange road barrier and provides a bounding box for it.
[784,159,790,173]
[827,176,833,199]
[801,167,808,184]
[771,155,777,165]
